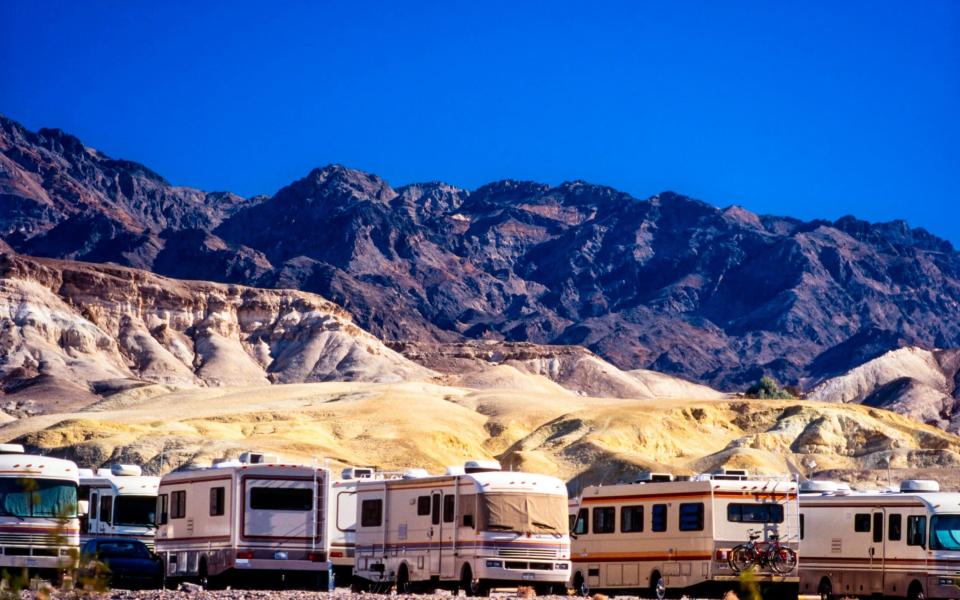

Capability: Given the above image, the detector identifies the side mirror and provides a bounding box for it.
[77,500,89,516]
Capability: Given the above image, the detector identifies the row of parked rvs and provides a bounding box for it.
[1,442,959,599]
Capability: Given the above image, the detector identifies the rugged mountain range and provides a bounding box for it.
[4,114,959,390]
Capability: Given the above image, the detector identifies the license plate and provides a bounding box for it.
[522,572,535,580]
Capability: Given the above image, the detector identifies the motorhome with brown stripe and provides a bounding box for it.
[800,479,960,600]
[352,460,571,595]
[569,471,799,599]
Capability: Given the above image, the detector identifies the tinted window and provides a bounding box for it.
[417,496,430,516]
[360,499,382,527]
[97,540,150,559]
[99,495,112,523]
[592,507,615,534]
[574,508,589,535]
[171,491,186,519]
[652,504,668,532]
[727,503,785,523]
[800,513,805,540]
[157,494,168,525]
[431,493,441,525]
[889,514,902,541]
[210,487,225,516]
[907,515,927,547]
[443,494,455,523]
[89,493,99,520]
[679,503,704,531]
[114,496,155,526]
[621,505,644,533]
[0,479,78,518]
[854,513,871,532]
[873,512,883,543]
[250,487,312,511]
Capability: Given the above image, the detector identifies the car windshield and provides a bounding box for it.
[114,495,156,527]
[97,541,150,559]
[930,515,960,551]
[478,493,568,535]
[0,477,77,518]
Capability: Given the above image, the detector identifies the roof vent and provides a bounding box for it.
[464,460,501,474]
[341,467,375,480]
[239,452,278,465]
[900,480,940,493]
[445,466,466,476]
[402,468,430,479]
[0,444,25,455]
[111,464,143,477]
[635,472,675,483]
[800,480,840,494]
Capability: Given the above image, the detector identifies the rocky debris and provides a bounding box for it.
[18,591,578,600]
[808,347,960,432]
[0,253,433,413]
[3,115,960,391]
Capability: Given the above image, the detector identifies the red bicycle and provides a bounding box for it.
[729,529,797,575]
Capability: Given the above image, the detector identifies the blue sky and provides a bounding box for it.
[2,1,958,244]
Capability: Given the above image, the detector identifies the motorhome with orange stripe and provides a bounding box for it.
[155,452,332,588]
[800,479,960,600]
[0,444,80,577]
[569,470,799,599]
[352,460,571,595]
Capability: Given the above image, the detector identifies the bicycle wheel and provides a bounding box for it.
[769,546,798,574]
[729,544,755,573]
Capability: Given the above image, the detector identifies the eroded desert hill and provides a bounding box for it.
[5,380,960,489]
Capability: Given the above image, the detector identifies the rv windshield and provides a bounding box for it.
[114,495,157,527]
[0,477,78,518]
[930,515,960,551]
[479,493,568,535]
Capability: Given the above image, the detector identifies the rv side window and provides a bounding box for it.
[460,495,476,528]
[171,491,186,519]
[250,487,312,511]
[872,513,883,543]
[417,496,431,516]
[727,503,784,523]
[100,496,113,524]
[443,494,455,523]
[854,513,871,532]
[574,508,589,535]
[621,505,644,533]
[157,494,168,525]
[652,504,668,532]
[679,503,704,531]
[360,499,383,527]
[800,514,804,540]
[907,515,926,548]
[431,493,441,525]
[89,493,99,521]
[210,487,225,516]
[592,507,615,534]
[888,513,902,541]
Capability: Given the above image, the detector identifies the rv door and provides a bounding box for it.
[430,491,443,576]
[869,509,884,594]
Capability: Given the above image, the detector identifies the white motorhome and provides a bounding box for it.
[154,452,331,588]
[570,471,800,599]
[800,479,960,600]
[79,464,159,547]
[352,460,572,595]
[0,444,80,576]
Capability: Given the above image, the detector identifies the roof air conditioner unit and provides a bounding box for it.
[900,480,940,493]
[239,452,278,465]
[402,468,430,479]
[0,444,25,455]
[111,464,143,477]
[635,472,675,483]
[464,460,501,473]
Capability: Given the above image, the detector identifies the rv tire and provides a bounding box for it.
[460,565,489,597]
[817,576,833,600]
[395,564,411,594]
[908,580,925,600]
[649,571,666,600]
[572,572,588,597]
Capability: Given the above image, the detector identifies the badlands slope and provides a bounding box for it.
[6,380,960,489]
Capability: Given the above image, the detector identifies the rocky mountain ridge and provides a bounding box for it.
[4,114,959,390]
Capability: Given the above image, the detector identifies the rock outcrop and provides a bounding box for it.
[4,115,960,391]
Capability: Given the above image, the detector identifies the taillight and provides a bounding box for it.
[330,551,344,558]
[716,549,727,560]
[236,550,254,560]
[308,552,325,562]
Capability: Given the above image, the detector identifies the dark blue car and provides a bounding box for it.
[77,538,162,590]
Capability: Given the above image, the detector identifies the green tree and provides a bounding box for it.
[745,376,795,399]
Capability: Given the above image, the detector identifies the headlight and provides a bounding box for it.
[555,563,569,570]
[486,560,503,568]
[938,577,956,586]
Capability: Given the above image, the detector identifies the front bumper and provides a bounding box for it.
[233,558,326,573]
[475,559,571,584]
[926,575,960,599]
